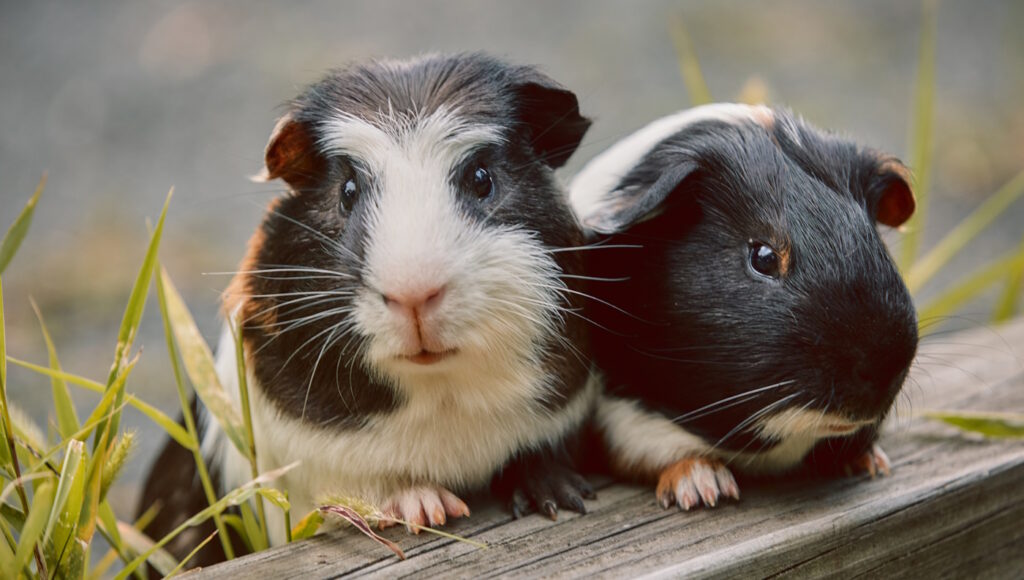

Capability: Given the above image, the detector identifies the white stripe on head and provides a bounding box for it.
[569,103,773,225]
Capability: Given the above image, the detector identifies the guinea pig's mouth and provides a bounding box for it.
[401,348,459,365]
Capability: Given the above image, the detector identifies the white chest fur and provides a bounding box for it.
[203,323,597,545]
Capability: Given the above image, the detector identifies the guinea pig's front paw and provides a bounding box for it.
[498,463,596,521]
[841,444,892,478]
[378,486,471,533]
[656,457,739,510]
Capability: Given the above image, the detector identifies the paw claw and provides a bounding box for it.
[381,486,469,532]
[542,500,558,521]
[656,457,739,511]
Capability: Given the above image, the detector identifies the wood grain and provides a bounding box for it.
[197,318,1024,579]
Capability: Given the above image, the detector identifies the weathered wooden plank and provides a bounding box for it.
[198,317,1024,579]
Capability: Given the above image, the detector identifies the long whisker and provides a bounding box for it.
[671,380,796,425]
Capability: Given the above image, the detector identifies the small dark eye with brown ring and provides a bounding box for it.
[748,241,781,279]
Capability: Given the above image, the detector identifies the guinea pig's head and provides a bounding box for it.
[576,104,917,446]
[228,54,591,422]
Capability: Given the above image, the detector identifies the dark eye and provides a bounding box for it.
[339,177,359,213]
[749,242,781,279]
[468,166,493,199]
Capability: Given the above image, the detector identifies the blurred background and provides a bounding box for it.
[1,0,1022,523]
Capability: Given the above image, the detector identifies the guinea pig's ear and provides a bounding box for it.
[254,113,326,190]
[868,157,916,228]
[511,72,592,168]
[582,160,699,235]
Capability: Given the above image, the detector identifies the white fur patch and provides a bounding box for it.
[597,394,869,477]
[569,103,772,228]
[209,328,600,545]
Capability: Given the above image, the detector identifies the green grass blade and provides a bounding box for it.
[668,14,712,106]
[6,356,192,449]
[154,265,236,560]
[899,0,938,270]
[115,461,299,580]
[0,174,45,276]
[992,233,1024,322]
[917,250,1024,332]
[239,501,267,552]
[924,410,1024,438]
[232,319,269,546]
[49,441,87,575]
[7,479,54,578]
[95,188,173,451]
[158,267,247,455]
[290,509,323,542]
[906,168,1024,293]
[116,520,180,577]
[165,530,216,577]
[30,299,80,438]
[43,439,84,545]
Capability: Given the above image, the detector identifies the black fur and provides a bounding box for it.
[585,109,918,465]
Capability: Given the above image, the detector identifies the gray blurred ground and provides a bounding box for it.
[1,0,1022,523]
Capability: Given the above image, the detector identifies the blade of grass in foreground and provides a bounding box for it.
[4,357,192,449]
[94,188,173,451]
[924,410,1024,438]
[4,480,54,579]
[155,264,237,559]
[0,278,46,575]
[906,168,1024,293]
[30,298,80,438]
[992,233,1024,322]
[898,0,937,270]
[668,14,712,106]
[159,267,247,455]
[115,462,299,580]
[0,173,45,276]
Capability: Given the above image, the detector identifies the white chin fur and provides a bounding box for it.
[569,103,773,229]
[597,393,868,477]
[206,325,600,546]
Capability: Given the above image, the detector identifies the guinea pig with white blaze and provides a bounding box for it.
[570,104,918,511]
[138,53,600,563]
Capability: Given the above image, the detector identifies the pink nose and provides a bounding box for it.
[382,285,446,317]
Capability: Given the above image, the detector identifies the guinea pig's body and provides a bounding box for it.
[139,53,598,563]
[570,104,918,509]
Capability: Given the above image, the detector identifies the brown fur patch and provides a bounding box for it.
[221,199,280,334]
[260,114,327,191]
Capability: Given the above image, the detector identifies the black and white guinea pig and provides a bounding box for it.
[569,104,918,511]
[139,53,599,561]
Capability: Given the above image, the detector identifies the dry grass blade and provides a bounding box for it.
[5,480,54,579]
[319,504,406,560]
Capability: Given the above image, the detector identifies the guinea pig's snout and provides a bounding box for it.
[381,285,446,317]
[840,323,917,415]
[378,282,453,359]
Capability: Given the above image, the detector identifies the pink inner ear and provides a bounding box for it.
[876,163,916,227]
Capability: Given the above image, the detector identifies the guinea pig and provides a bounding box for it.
[569,104,918,511]
[138,53,599,563]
